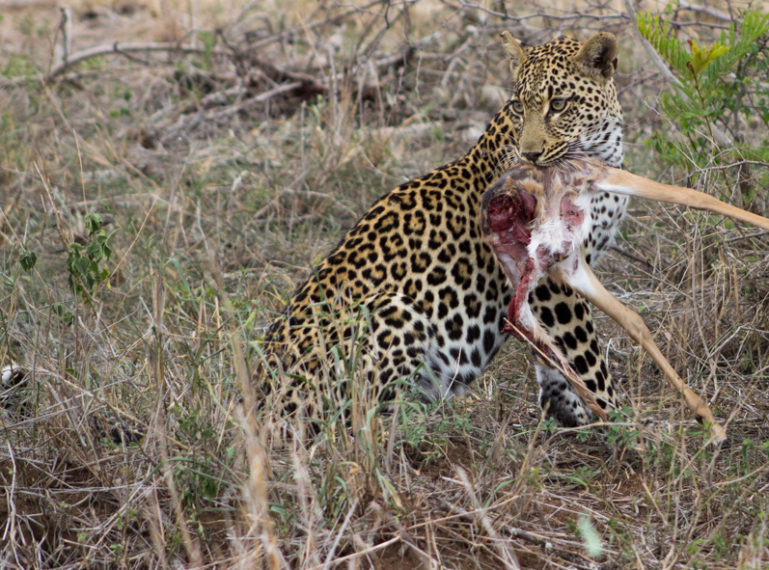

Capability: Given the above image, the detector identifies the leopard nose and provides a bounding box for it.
[521,151,542,163]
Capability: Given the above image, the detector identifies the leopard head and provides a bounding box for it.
[500,32,623,167]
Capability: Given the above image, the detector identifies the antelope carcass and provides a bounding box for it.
[482,157,769,445]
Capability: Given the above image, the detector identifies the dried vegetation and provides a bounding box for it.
[1,0,768,568]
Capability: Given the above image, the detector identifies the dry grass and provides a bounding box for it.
[1,0,769,568]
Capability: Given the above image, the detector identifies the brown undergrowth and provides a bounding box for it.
[1,1,768,568]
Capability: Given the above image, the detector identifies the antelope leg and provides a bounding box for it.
[504,319,610,421]
[553,259,728,445]
[598,167,769,232]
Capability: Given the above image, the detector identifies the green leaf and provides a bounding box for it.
[688,39,729,76]
[19,248,36,271]
[84,212,104,235]
[636,11,691,77]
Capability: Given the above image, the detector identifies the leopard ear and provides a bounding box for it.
[573,32,618,81]
[500,31,527,77]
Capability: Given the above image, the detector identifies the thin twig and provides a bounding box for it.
[694,160,769,173]
[610,245,655,271]
[57,7,71,65]
[2,442,18,544]
[678,2,732,22]
[505,527,596,568]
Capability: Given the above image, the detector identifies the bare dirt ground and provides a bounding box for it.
[1,0,768,568]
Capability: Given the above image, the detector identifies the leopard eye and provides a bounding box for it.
[511,99,524,113]
[549,98,567,112]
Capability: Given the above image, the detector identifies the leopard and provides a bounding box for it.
[258,32,627,432]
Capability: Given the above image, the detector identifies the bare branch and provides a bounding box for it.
[623,0,678,85]
[48,41,232,80]
[678,2,733,22]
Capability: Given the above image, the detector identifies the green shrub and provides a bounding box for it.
[638,7,769,205]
